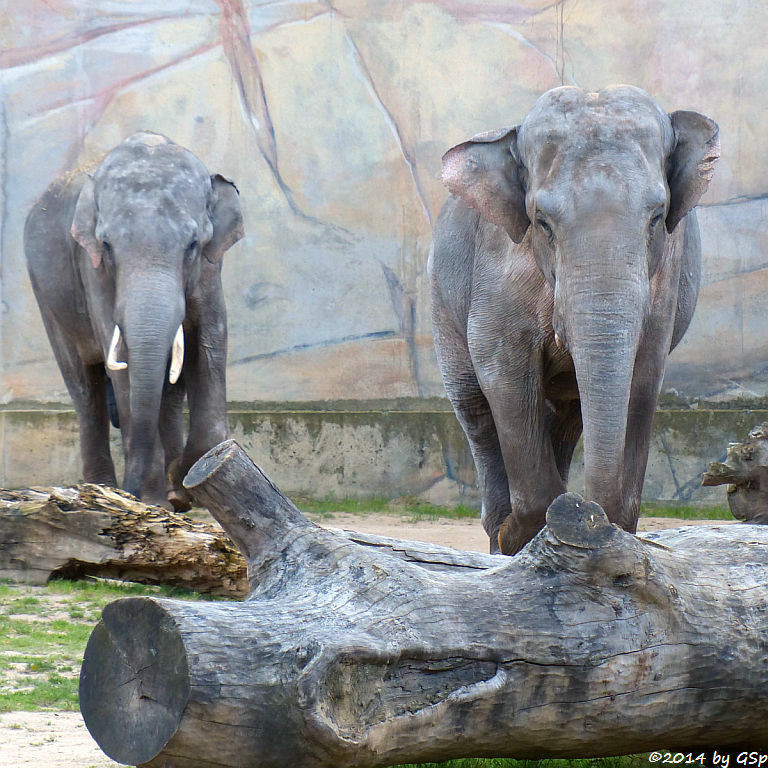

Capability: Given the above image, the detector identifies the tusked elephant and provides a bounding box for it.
[430,86,719,555]
[25,132,244,509]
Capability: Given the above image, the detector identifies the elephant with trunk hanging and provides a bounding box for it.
[25,132,244,509]
[430,86,719,555]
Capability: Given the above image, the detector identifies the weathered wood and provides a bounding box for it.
[81,440,768,767]
[702,421,768,523]
[0,484,247,596]
[0,484,491,594]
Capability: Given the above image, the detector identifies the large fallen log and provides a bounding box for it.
[80,440,768,767]
[0,484,247,596]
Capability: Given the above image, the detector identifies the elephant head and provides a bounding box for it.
[70,132,244,498]
[441,86,719,527]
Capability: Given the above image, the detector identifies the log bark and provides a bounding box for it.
[0,484,247,596]
[80,440,768,767]
[702,420,768,523]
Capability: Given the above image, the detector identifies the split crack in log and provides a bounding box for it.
[79,440,768,767]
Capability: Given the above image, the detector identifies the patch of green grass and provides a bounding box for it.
[640,502,731,520]
[296,494,480,521]
[26,660,55,673]
[0,578,216,713]
[45,577,206,601]
[7,596,43,615]
[397,497,479,523]
[390,757,649,768]
[298,495,733,524]
[295,495,393,517]
[1,616,93,656]
[0,676,79,712]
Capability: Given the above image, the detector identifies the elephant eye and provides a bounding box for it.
[649,207,665,232]
[535,213,554,242]
[184,239,199,261]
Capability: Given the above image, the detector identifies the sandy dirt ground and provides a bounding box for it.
[323,512,732,553]
[0,514,733,768]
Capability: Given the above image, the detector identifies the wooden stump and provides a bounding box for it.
[702,421,768,524]
[0,484,247,596]
[80,440,768,767]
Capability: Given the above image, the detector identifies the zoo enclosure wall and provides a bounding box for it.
[0,400,753,506]
[2,2,767,505]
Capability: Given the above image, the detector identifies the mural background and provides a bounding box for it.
[1,0,766,501]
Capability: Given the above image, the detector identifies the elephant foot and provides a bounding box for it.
[497,511,546,556]
[168,488,192,512]
[167,459,192,512]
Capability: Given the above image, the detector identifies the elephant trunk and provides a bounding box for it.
[117,279,185,498]
[557,244,649,528]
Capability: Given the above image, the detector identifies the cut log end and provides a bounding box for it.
[182,439,313,566]
[182,438,241,491]
[545,492,617,548]
[79,598,189,765]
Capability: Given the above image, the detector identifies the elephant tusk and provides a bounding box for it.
[554,332,563,349]
[106,326,127,371]
[169,324,184,384]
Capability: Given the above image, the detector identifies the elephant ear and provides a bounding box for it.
[204,174,245,263]
[440,126,529,243]
[70,176,104,268]
[666,111,720,232]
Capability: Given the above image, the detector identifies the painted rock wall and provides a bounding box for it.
[1,0,766,404]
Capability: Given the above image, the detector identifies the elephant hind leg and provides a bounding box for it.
[106,378,120,429]
[433,309,511,554]
[549,399,583,485]
[459,391,513,554]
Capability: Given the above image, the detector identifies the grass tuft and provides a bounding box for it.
[0,578,215,713]
[391,756,650,768]
[296,494,732,523]
[296,494,481,521]
[639,502,731,520]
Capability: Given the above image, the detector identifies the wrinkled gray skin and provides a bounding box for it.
[430,86,719,555]
[25,132,244,508]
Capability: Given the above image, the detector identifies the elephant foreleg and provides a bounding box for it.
[159,380,188,511]
[181,313,228,479]
[477,348,567,556]
[623,311,678,532]
[107,370,166,506]
[78,363,117,487]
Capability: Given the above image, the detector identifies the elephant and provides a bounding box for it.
[429,86,719,555]
[25,131,244,508]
